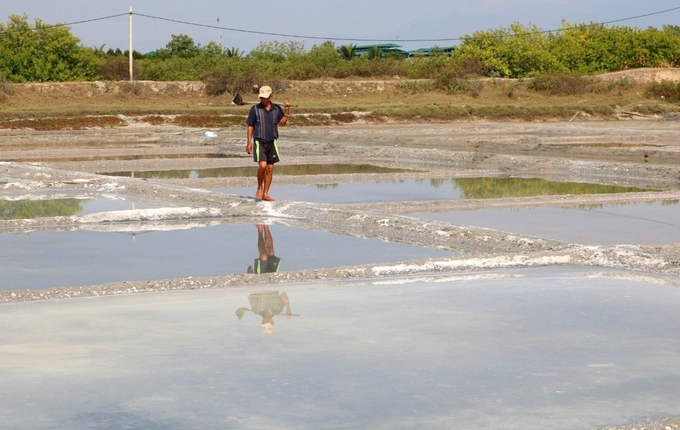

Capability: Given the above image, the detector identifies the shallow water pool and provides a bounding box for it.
[417,199,680,245]
[218,177,652,204]
[0,198,154,220]
[1,268,678,429]
[0,223,454,290]
[102,163,415,179]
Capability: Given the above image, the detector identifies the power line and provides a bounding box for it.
[135,6,680,44]
[134,12,453,43]
[0,13,128,37]
[599,5,680,25]
[2,6,679,44]
[51,13,129,27]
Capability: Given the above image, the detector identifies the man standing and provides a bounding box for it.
[245,85,290,201]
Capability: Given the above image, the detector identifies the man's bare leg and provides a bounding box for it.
[262,224,274,256]
[262,164,275,201]
[255,161,267,198]
[256,224,268,259]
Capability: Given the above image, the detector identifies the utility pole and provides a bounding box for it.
[129,6,134,81]
[217,17,221,46]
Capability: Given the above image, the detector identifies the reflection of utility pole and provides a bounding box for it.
[217,17,221,46]
[131,201,136,242]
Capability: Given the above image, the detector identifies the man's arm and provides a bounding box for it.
[246,125,254,154]
[278,101,291,126]
[280,292,293,317]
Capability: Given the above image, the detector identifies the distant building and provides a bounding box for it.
[354,43,410,57]
[354,44,455,58]
[407,47,455,57]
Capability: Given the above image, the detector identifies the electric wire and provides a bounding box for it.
[50,13,129,28]
[134,6,680,43]
[1,6,679,44]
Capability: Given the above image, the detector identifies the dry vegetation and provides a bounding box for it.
[1,69,680,130]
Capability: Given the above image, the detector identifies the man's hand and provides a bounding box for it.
[247,125,254,153]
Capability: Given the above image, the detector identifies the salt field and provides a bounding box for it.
[2,121,680,429]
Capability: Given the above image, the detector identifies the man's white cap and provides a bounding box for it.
[258,85,272,98]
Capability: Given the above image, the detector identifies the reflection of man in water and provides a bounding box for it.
[247,224,281,274]
[235,291,294,333]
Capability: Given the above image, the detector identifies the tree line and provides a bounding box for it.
[2,14,680,91]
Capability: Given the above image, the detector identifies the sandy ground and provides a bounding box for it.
[2,119,680,429]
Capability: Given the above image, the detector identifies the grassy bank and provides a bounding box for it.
[1,71,679,130]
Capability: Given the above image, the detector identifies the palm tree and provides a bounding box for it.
[366,45,383,60]
[338,44,357,60]
[226,47,242,58]
[92,44,106,57]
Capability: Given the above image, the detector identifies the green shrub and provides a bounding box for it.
[0,14,103,82]
[200,59,265,96]
[527,73,591,95]
[434,70,483,97]
[400,80,435,94]
[364,58,408,78]
[451,55,491,77]
[202,70,229,96]
[284,61,320,80]
[589,77,634,94]
[405,55,450,79]
[644,80,680,102]
[332,58,373,78]
[98,56,140,81]
[0,76,14,99]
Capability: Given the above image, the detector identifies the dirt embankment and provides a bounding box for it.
[9,67,680,96]
[2,67,680,127]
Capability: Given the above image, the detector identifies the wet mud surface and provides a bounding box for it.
[2,120,680,429]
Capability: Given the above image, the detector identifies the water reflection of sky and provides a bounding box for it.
[218,178,652,204]
[0,223,453,290]
[2,271,679,429]
[103,164,413,179]
[416,200,680,245]
[0,198,154,220]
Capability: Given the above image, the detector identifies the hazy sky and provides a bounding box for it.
[3,1,680,54]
